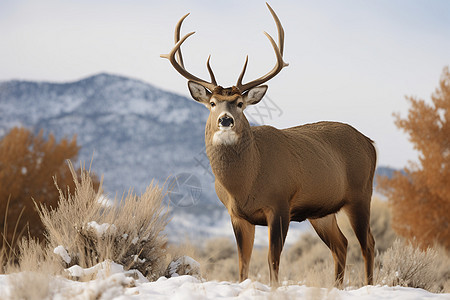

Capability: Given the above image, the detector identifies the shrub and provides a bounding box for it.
[377,239,450,292]
[36,161,169,280]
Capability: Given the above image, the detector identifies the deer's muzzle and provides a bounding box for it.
[219,115,234,128]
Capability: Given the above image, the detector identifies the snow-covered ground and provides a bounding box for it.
[1,261,448,300]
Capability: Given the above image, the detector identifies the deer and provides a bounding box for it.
[161,3,376,287]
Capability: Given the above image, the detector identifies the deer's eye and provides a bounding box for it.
[210,102,216,107]
[237,102,244,108]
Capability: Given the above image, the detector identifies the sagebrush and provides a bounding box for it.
[378,239,448,293]
[35,161,169,280]
[3,161,169,284]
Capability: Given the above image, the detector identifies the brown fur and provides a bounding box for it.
[202,94,376,287]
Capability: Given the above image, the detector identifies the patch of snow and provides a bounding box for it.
[86,221,117,238]
[66,260,147,283]
[133,255,146,264]
[66,264,86,278]
[53,245,71,264]
[129,277,450,299]
[0,261,449,299]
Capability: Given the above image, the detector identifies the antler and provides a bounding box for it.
[236,3,289,93]
[161,13,218,92]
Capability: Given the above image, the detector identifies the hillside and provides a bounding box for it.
[0,74,213,196]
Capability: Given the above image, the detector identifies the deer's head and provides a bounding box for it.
[161,3,288,145]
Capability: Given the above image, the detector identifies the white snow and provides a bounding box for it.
[133,255,146,264]
[53,245,71,264]
[86,221,117,238]
[0,261,448,299]
[65,260,147,282]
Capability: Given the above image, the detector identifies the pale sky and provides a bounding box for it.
[1,0,449,168]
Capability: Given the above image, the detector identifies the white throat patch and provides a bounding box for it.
[212,128,239,145]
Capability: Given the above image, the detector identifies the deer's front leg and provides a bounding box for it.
[266,209,289,287]
[231,216,255,282]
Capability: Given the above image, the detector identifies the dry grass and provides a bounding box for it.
[378,239,450,292]
[34,161,169,281]
[0,197,27,273]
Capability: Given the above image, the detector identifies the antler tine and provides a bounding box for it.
[174,13,190,68]
[236,3,288,93]
[266,3,284,56]
[236,55,248,92]
[161,14,218,92]
[236,55,248,91]
[206,55,217,86]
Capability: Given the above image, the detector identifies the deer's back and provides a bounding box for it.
[251,121,376,211]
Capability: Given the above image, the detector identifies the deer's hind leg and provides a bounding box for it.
[344,195,375,285]
[309,214,348,287]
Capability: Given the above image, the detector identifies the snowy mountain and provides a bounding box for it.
[0,73,213,196]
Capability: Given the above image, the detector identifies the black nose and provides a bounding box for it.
[219,116,234,127]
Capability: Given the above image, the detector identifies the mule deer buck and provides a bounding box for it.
[161,3,376,287]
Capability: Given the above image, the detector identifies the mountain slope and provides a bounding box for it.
[0,73,218,203]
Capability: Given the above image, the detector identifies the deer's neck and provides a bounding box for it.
[205,127,259,196]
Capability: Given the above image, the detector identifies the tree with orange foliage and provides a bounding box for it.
[378,66,450,250]
[0,127,82,247]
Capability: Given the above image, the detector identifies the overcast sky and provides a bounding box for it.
[1,0,449,168]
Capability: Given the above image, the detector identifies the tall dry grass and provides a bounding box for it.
[0,197,26,273]
[34,161,169,280]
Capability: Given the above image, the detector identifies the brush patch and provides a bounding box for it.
[212,128,239,145]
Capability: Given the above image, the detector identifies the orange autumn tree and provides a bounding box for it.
[378,66,450,250]
[0,127,83,247]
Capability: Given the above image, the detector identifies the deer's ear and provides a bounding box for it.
[243,85,267,105]
[188,81,211,103]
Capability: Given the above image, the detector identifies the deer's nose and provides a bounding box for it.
[219,115,234,128]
